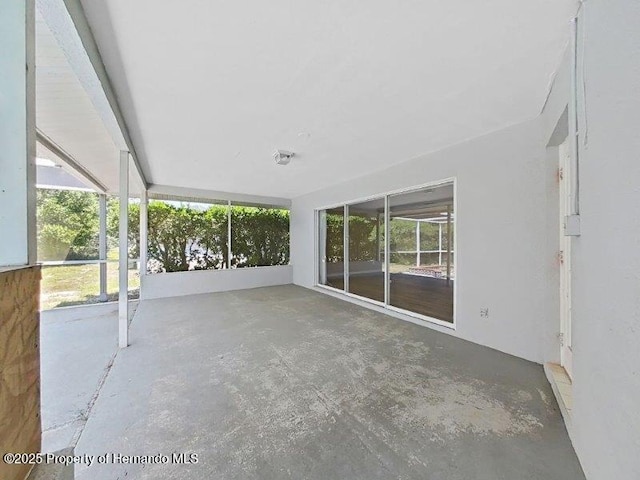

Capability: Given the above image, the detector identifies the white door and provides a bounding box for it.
[559,140,573,378]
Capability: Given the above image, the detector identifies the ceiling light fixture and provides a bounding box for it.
[273,149,294,165]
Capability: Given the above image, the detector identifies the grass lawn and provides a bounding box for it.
[41,262,140,311]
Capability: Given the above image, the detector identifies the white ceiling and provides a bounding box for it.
[35,8,119,192]
[80,0,577,199]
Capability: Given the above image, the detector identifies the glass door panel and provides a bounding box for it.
[388,183,454,322]
[347,198,385,302]
[318,207,345,290]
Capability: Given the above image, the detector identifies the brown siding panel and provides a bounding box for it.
[0,266,41,480]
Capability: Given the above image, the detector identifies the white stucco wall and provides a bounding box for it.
[141,265,293,300]
[291,116,558,364]
[291,4,640,475]
[565,1,640,478]
[0,0,36,266]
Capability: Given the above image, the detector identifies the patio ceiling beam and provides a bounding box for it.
[37,0,148,189]
[148,184,291,209]
[36,129,108,194]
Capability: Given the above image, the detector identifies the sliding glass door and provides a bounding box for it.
[317,181,455,324]
[388,183,454,322]
[347,198,385,303]
[318,206,345,290]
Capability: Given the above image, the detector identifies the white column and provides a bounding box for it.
[376,213,381,262]
[139,189,148,278]
[446,207,452,285]
[98,194,108,301]
[438,223,443,266]
[384,196,390,305]
[343,205,349,293]
[318,210,327,285]
[118,151,129,348]
[0,0,36,266]
[416,221,421,267]
[227,200,232,269]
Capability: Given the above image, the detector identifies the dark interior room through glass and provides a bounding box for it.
[347,198,385,302]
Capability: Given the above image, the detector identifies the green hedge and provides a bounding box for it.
[37,191,290,272]
[145,201,289,272]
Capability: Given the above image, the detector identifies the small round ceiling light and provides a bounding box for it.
[273,149,294,165]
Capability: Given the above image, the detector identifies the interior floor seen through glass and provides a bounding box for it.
[388,183,454,322]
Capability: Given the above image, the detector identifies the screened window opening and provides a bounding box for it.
[146,199,289,273]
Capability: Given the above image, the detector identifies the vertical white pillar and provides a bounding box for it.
[446,207,452,285]
[318,210,327,285]
[118,151,129,348]
[416,221,421,267]
[375,213,381,262]
[227,200,232,269]
[343,205,349,293]
[0,0,36,266]
[438,223,443,266]
[384,196,390,305]
[139,189,148,278]
[98,193,108,301]
[568,16,580,216]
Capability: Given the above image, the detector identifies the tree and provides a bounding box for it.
[325,212,344,262]
[146,202,230,272]
[348,214,379,261]
[231,206,289,267]
[144,202,289,272]
[37,189,100,260]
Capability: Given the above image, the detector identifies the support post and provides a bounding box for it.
[384,196,390,305]
[376,212,381,262]
[0,0,36,266]
[98,194,107,301]
[139,189,148,278]
[227,200,232,269]
[343,205,349,293]
[318,210,327,285]
[416,220,421,267]
[446,206,452,286]
[438,223,443,266]
[118,151,129,348]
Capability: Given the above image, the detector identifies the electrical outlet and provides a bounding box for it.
[480,308,489,318]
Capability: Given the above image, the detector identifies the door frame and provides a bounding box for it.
[559,139,573,378]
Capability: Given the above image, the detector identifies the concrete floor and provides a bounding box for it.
[40,302,135,453]
[68,285,584,479]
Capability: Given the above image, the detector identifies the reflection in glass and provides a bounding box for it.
[318,207,344,290]
[388,183,454,322]
[347,198,385,302]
